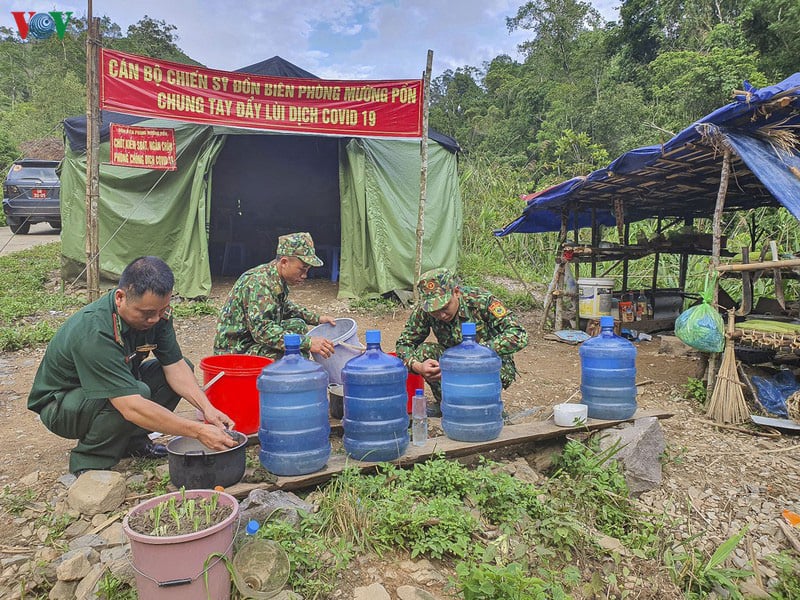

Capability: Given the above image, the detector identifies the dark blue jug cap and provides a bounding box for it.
[462,322,477,336]
[284,333,301,349]
[415,388,423,396]
[600,315,615,328]
[365,330,381,344]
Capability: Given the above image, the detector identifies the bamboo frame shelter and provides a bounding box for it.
[496,74,800,333]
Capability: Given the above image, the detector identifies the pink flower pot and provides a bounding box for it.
[123,490,239,600]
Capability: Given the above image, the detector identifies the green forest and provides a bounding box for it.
[1,0,798,287]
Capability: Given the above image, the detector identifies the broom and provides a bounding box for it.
[706,309,750,424]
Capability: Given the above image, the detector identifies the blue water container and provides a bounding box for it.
[257,334,331,476]
[342,330,409,462]
[440,322,503,442]
[579,315,638,420]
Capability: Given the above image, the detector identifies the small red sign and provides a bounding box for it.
[31,189,47,199]
[108,124,177,170]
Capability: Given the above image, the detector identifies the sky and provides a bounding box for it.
[5,0,619,79]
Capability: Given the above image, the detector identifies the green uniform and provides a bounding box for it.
[213,260,321,358]
[395,286,528,401]
[27,291,185,474]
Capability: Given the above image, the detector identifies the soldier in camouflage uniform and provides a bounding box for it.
[396,268,528,415]
[214,232,336,359]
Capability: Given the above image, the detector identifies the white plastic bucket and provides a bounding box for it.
[578,278,614,319]
[307,318,363,384]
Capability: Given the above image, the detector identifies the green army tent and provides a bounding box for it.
[60,57,462,298]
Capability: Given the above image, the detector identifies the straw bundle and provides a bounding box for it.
[706,310,750,424]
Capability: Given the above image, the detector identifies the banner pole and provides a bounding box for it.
[85,2,101,300]
[413,49,433,302]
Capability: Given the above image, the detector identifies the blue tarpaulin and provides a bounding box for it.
[497,74,800,235]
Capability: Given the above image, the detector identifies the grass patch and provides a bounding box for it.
[0,242,83,351]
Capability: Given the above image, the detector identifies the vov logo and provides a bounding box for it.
[11,11,73,40]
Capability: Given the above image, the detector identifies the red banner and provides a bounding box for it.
[100,49,423,138]
[109,124,177,170]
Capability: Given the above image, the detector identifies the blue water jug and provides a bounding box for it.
[579,315,638,420]
[440,322,503,442]
[342,330,409,462]
[257,334,331,476]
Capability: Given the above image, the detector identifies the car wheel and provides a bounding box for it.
[8,217,31,235]
[48,221,62,232]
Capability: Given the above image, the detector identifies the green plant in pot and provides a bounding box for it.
[122,488,240,600]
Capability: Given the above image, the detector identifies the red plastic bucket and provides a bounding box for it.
[388,352,426,414]
[199,354,273,435]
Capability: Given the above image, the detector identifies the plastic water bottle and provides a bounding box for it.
[257,334,331,476]
[234,519,260,550]
[411,389,428,447]
[440,322,503,442]
[579,315,638,420]
[342,330,409,461]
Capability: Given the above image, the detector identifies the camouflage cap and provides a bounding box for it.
[276,232,323,267]
[416,268,458,312]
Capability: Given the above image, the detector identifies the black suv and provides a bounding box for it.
[2,159,61,234]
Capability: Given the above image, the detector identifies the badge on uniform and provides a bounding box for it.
[489,300,508,318]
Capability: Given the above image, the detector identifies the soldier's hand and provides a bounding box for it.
[417,359,441,382]
[319,315,336,325]
[310,336,335,358]
[197,424,238,451]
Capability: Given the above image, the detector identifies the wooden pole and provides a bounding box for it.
[711,147,731,304]
[85,6,101,301]
[412,50,433,302]
[707,146,732,396]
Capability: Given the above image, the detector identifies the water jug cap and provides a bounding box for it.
[461,322,477,336]
[365,330,381,344]
[284,333,301,349]
[246,520,260,535]
[415,388,423,396]
[599,315,615,328]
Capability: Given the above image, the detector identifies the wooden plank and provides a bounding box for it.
[224,408,673,498]
[716,258,800,272]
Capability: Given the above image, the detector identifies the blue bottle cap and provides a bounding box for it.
[365,330,381,344]
[462,322,476,336]
[246,520,260,535]
[415,388,423,396]
[599,316,615,328]
[284,333,301,349]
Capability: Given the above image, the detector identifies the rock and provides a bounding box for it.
[239,489,314,527]
[658,335,695,357]
[501,458,540,485]
[599,417,666,494]
[739,579,770,599]
[0,556,29,569]
[99,545,129,564]
[74,562,105,600]
[353,583,390,600]
[90,513,110,527]
[19,470,40,486]
[68,533,108,551]
[397,585,438,600]
[62,519,91,539]
[57,474,76,488]
[48,580,79,600]
[154,464,170,478]
[67,471,126,516]
[106,558,136,586]
[55,547,98,581]
[99,522,127,546]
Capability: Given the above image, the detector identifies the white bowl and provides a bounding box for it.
[553,403,588,427]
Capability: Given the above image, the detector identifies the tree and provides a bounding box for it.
[740,0,800,79]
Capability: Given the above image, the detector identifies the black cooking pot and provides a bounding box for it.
[166,430,247,490]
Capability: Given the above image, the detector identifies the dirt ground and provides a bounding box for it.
[1,277,799,596]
